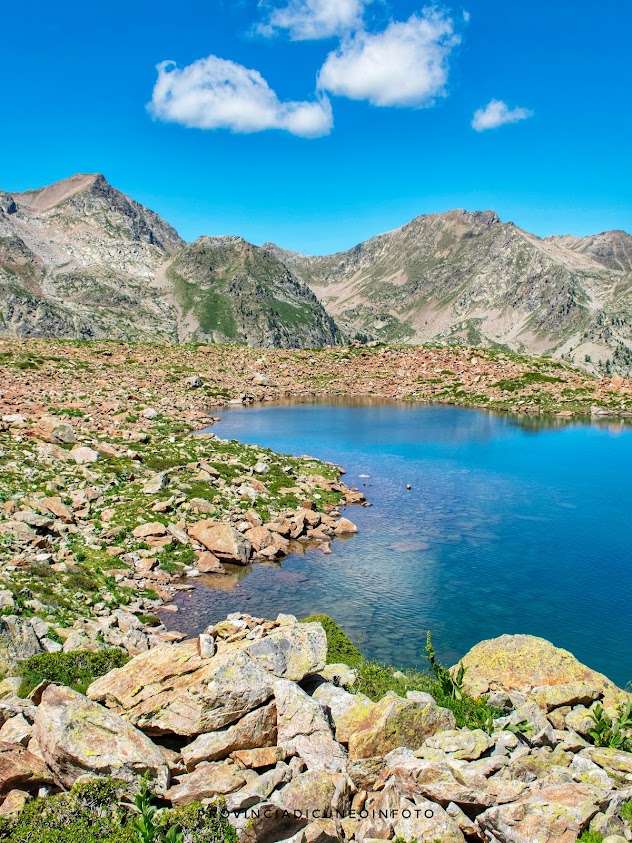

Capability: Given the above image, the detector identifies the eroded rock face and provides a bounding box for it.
[454,634,616,698]
[33,684,169,789]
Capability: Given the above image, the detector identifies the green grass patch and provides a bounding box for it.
[302,614,497,729]
[17,648,130,697]
[301,614,363,667]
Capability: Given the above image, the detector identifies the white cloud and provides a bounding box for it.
[258,0,369,40]
[317,8,460,107]
[149,56,333,137]
[472,99,533,131]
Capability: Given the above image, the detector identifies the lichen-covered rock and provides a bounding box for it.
[532,681,602,712]
[0,617,42,673]
[274,679,348,772]
[313,685,376,744]
[424,728,494,760]
[245,623,326,680]
[454,634,616,697]
[88,641,275,736]
[32,684,169,789]
[188,520,252,564]
[347,691,456,759]
[274,770,351,817]
[0,741,53,793]
[476,781,609,843]
[181,702,277,770]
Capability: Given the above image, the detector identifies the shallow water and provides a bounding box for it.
[171,401,632,686]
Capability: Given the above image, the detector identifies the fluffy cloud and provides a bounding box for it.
[472,99,533,131]
[149,56,333,137]
[258,0,369,40]
[317,8,460,107]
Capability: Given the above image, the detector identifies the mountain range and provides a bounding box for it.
[1,173,631,373]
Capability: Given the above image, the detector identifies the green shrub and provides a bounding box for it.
[0,778,135,843]
[17,648,130,697]
[158,803,238,843]
[300,614,363,667]
[0,778,237,843]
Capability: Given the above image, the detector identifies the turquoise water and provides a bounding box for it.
[172,402,632,687]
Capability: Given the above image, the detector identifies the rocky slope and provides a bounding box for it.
[266,213,632,375]
[0,174,339,348]
[0,614,631,843]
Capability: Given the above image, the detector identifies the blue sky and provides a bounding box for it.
[3,0,631,253]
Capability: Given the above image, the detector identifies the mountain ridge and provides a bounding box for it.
[265,209,632,374]
[1,173,631,372]
[0,174,340,348]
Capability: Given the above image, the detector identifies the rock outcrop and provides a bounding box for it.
[0,615,628,843]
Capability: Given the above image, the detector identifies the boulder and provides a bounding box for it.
[164,760,246,805]
[188,521,252,564]
[35,417,75,445]
[88,641,275,736]
[181,702,277,770]
[143,471,170,494]
[33,684,169,790]
[0,741,53,793]
[274,680,348,772]
[196,552,225,574]
[454,634,616,697]
[476,782,609,843]
[347,691,456,759]
[424,728,494,760]
[132,522,168,538]
[70,446,99,464]
[245,623,326,681]
[333,518,358,535]
[0,789,31,816]
[231,747,287,769]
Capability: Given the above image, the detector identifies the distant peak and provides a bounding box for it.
[11,172,110,212]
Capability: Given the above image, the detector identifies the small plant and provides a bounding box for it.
[620,800,632,823]
[578,831,604,843]
[425,631,465,700]
[133,779,182,843]
[589,702,632,751]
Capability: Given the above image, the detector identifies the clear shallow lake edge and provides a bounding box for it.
[172,401,632,687]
